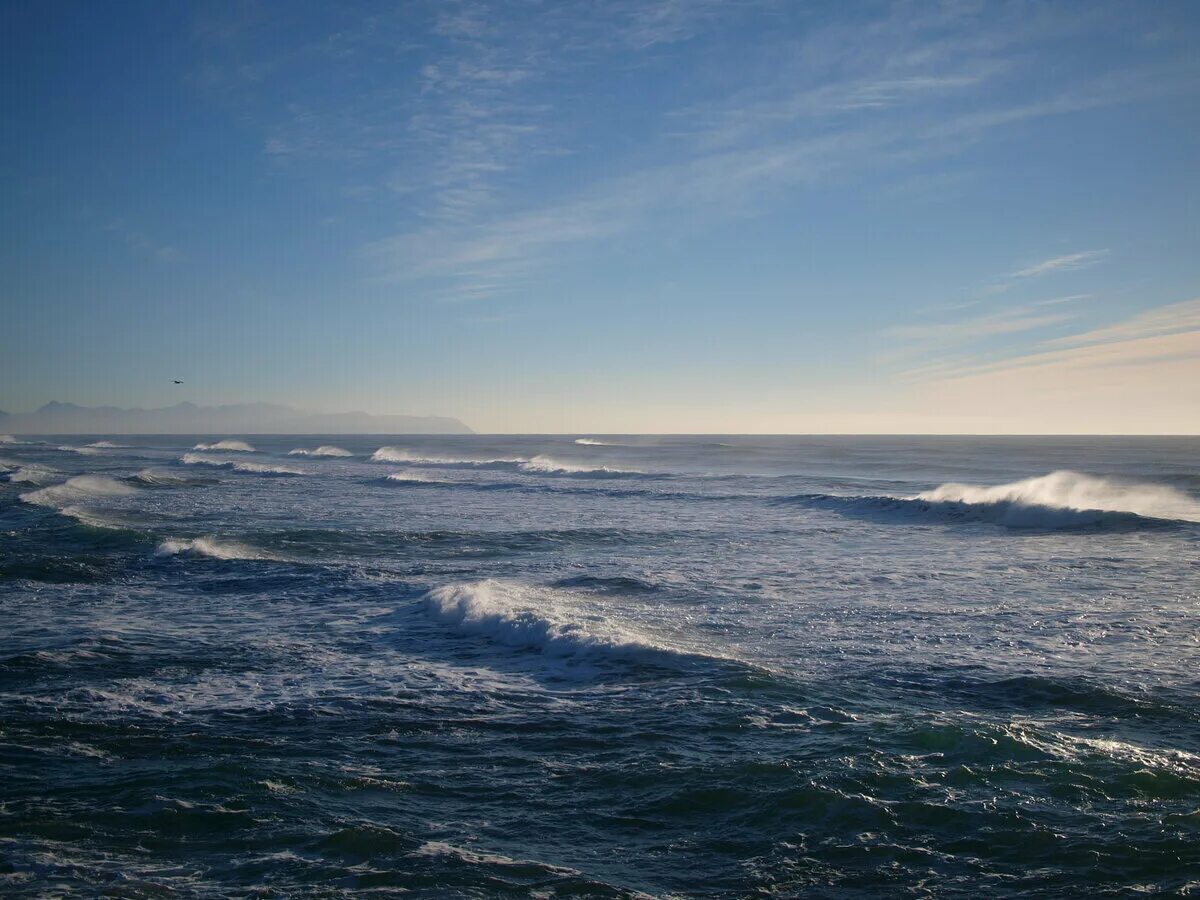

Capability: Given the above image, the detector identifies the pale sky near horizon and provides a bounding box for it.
[2,1,1198,433]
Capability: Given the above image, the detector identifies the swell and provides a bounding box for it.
[192,440,257,452]
[370,447,654,479]
[155,537,279,561]
[289,445,353,457]
[781,470,1200,530]
[18,475,140,529]
[180,453,304,476]
[422,580,727,670]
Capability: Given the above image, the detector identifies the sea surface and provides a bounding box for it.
[2,434,1198,897]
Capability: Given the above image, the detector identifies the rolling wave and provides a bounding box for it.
[423,580,714,668]
[19,475,139,528]
[181,453,304,476]
[518,455,648,478]
[289,445,353,457]
[784,470,1200,529]
[916,470,1200,523]
[0,435,15,443]
[192,440,257,452]
[86,441,127,448]
[129,468,215,487]
[574,438,616,446]
[370,446,522,466]
[155,537,275,561]
[1,462,59,485]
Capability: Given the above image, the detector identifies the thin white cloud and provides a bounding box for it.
[1011,249,1108,278]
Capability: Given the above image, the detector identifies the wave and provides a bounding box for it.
[129,468,215,487]
[371,446,523,467]
[783,470,1200,530]
[384,471,453,485]
[288,445,353,457]
[86,441,126,448]
[155,537,275,561]
[0,435,15,443]
[55,444,101,455]
[423,580,711,668]
[916,470,1200,524]
[574,438,616,446]
[192,440,257,452]
[0,463,59,485]
[19,475,139,528]
[180,453,304,476]
[518,455,648,478]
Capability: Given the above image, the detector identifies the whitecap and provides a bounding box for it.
[192,439,257,452]
[916,470,1200,525]
[288,445,353,457]
[155,537,274,561]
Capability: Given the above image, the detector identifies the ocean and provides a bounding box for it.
[1,434,1198,897]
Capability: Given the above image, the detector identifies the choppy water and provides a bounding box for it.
[2,434,1198,897]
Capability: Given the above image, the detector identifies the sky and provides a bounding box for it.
[1,0,1198,433]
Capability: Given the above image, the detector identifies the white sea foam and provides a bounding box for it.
[916,470,1200,525]
[181,453,303,476]
[56,444,101,455]
[19,475,138,528]
[385,471,450,484]
[423,580,703,667]
[155,537,273,561]
[574,438,615,446]
[1,463,59,485]
[86,441,126,448]
[371,446,523,466]
[192,440,257,452]
[519,455,643,476]
[0,434,16,443]
[288,445,353,457]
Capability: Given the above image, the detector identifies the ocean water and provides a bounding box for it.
[1,434,1198,897]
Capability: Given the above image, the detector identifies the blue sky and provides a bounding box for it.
[2,0,1198,432]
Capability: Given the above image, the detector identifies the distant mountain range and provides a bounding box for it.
[0,402,472,435]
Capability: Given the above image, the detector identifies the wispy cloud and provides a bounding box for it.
[1011,249,1109,279]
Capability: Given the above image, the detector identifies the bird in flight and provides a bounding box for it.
[173,380,184,384]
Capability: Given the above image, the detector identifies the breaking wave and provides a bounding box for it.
[289,445,353,457]
[371,447,522,467]
[423,580,710,668]
[0,463,58,485]
[384,471,453,485]
[784,471,1200,530]
[0,435,15,443]
[192,440,257,452]
[19,475,138,528]
[916,470,1200,523]
[155,537,274,561]
[181,453,304,476]
[130,468,214,487]
[574,438,616,446]
[55,444,101,455]
[519,456,648,478]
[87,441,126,448]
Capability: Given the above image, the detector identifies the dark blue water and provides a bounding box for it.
[2,435,1198,896]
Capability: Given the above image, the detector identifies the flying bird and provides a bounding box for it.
[173,380,184,384]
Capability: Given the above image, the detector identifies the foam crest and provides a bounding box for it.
[56,444,101,455]
[371,446,524,466]
[519,455,645,477]
[423,580,703,667]
[155,537,273,561]
[917,470,1200,524]
[574,438,615,446]
[385,471,451,484]
[19,475,138,528]
[130,468,211,487]
[181,453,304,476]
[192,440,257,452]
[0,462,58,485]
[87,441,126,448]
[289,445,353,457]
[1,434,16,443]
